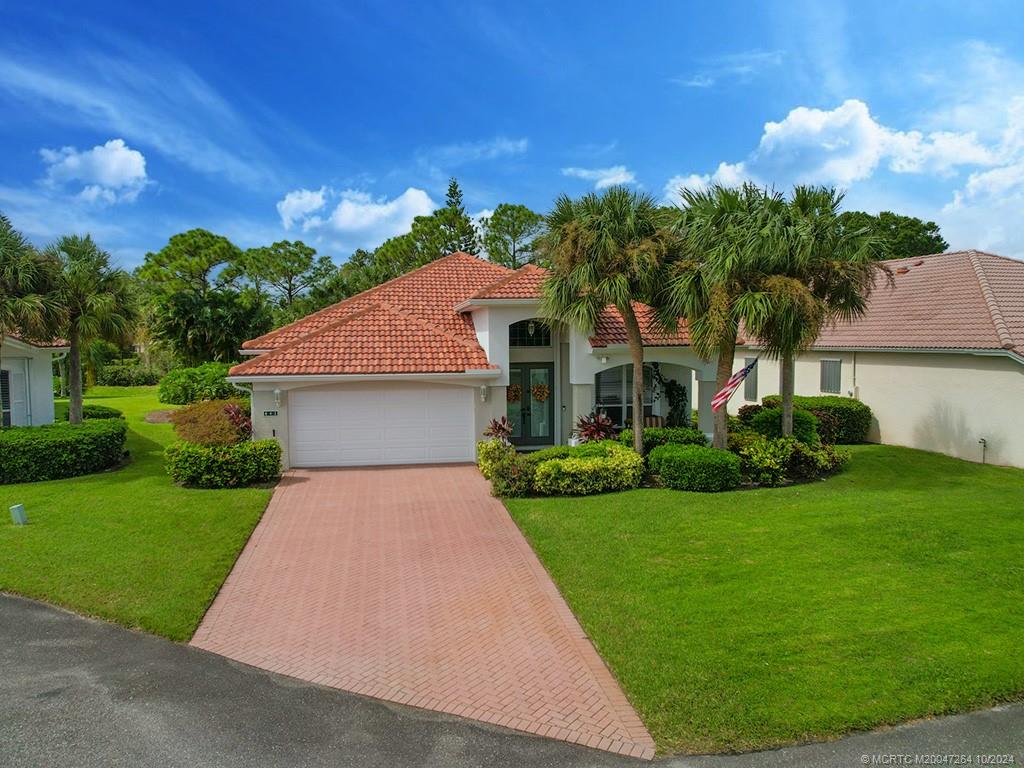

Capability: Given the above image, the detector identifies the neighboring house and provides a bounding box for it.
[0,335,68,428]
[230,252,719,469]
[735,250,1024,468]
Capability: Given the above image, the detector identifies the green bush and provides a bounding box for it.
[788,440,849,480]
[164,439,281,488]
[63,404,123,420]
[749,406,820,444]
[477,439,513,480]
[648,444,741,492]
[97,363,162,387]
[526,442,613,463]
[532,441,644,496]
[490,448,535,498]
[158,363,234,405]
[619,426,707,453]
[762,395,872,444]
[0,420,128,484]
[736,435,794,487]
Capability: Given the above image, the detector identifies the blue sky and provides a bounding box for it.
[3,0,1024,267]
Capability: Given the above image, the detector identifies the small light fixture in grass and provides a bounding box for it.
[10,504,27,526]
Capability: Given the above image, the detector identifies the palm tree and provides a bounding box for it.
[664,184,790,448]
[0,213,60,349]
[753,186,886,436]
[539,187,684,454]
[47,235,137,424]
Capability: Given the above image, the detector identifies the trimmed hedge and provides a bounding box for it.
[749,406,820,445]
[648,444,741,492]
[158,363,235,405]
[0,420,128,484]
[164,439,281,488]
[532,441,644,496]
[63,404,123,420]
[762,395,872,444]
[97,363,162,387]
[619,426,707,453]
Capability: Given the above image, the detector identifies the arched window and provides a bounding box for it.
[508,319,551,347]
[594,364,655,427]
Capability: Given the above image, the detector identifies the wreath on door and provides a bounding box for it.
[531,382,550,403]
[506,383,523,403]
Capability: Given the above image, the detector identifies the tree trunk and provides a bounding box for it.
[620,303,646,455]
[712,333,737,449]
[68,328,83,425]
[781,353,795,437]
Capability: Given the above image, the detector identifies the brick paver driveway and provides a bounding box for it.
[191,465,655,759]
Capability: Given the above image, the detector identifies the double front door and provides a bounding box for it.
[507,364,554,446]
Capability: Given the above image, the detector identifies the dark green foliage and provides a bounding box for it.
[489,448,535,498]
[481,441,644,497]
[480,203,544,268]
[153,289,270,365]
[737,403,764,424]
[158,363,234,405]
[96,363,162,387]
[838,210,948,260]
[63,404,123,420]
[648,444,741,492]
[730,433,849,486]
[0,420,127,484]
[788,439,849,480]
[619,426,707,453]
[762,395,872,443]
[750,406,819,444]
[164,439,281,488]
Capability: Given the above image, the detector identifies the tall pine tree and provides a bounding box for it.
[438,178,480,255]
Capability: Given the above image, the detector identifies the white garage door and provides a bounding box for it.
[289,382,476,467]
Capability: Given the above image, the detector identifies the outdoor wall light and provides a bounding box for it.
[273,388,282,407]
[599,355,609,365]
[479,384,489,403]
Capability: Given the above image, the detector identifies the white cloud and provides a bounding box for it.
[276,187,327,229]
[40,138,148,203]
[662,163,750,204]
[420,136,528,167]
[561,165,636,190]
[278,187,437,249]
[673,49,784,88]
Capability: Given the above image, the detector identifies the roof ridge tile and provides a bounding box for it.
[968,250,1016,350]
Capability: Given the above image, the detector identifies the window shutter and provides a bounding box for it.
[820,360,841,394]
[596,367,623,404]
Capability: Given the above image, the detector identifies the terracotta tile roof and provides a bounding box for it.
[243,252,511,353]
[590,302,691,348]
[4,333,69,349]
[470,263,549,299]
[815,250,1024,354]
[233,253,512,376]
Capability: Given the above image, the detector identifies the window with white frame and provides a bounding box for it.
[594,364,655,427]
[743,357,758,401]
[820,359,842,394]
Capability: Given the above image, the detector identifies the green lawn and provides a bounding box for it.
[0,386,272,641]
[504,445,1024,755]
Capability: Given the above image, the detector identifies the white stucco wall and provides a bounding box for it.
[735,347,1024,468]
[0,339,58,426]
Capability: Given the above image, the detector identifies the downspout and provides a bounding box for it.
[24,357,32,425]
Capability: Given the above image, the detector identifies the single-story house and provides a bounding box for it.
[230,251,719,469]
[736,250,1024,467]
[0,334,68,428]
[230,249,1024,470]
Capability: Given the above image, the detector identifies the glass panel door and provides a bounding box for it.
[507,364,554,445]
[507,366,523,439]
[528,366,552,441]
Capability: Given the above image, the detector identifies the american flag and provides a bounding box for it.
[711,358,758,412]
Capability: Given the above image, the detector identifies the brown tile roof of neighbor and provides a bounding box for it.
[815,250,1024,354]
[5,333,69,349]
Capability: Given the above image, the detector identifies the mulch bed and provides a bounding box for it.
[145,410,175,424]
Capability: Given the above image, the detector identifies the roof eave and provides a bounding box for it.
[228,369,503,384]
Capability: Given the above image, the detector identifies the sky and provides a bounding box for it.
[2,0,1024,268]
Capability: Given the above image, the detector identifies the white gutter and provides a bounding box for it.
[228,369,502,384]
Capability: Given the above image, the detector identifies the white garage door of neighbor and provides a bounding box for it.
[289,382,476,467]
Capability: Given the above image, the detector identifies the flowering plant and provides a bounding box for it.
[574,411,615,443]
[483,416,514,444]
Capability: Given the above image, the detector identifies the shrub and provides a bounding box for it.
[788,440,849,480]
[489,449,535,498]
[62,404,124,421]
[532,441,644,496]
[158,362,234,405]
[737,403,764,424]
[574,411,616,443]
[762,395,872,444]
[477,439,514,480]
[164,439,281,488]
[736,435,795,487]
[619,426,707,454]
[526,442,613,464]
[97,363,162,387]
[648,444,741,492]
[749,406,820,445]
[483,416,514,444]
[170,399,250,446]
[0,420,128,484]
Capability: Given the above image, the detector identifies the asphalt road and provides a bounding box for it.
[2,594,1021,768]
